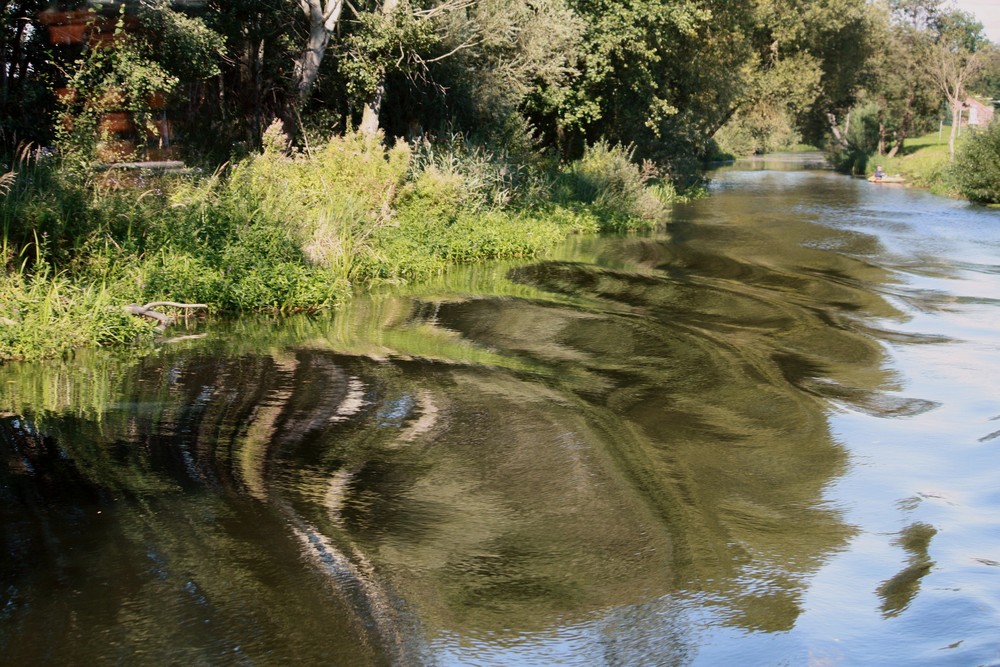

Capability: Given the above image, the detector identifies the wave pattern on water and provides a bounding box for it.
[2,168,1000,666]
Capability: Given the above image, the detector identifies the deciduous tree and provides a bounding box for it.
[866,0,940,157]
[1,1,55,144]
[926,9,987,160]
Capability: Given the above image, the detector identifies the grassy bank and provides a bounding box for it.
[1,131,692,361]
[858,124,1000,205]
[859,131,962,196]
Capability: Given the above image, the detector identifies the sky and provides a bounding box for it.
[953,0,1000,43]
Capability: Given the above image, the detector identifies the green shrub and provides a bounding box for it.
[713,106,802,157]
[1,147,91,263]
[953,123,1000,204]
[534,204,602,236]
[140,250,227,308]
[827,145,870,176]
[556,141,666,227]
[220,219,348,310]
[409,132,548,211]
[225,125,411,273]
[442,210,565,263]
[225,262,347,312]
[397,167,466,224]
[2,123,699,360]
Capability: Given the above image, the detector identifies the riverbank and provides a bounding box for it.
[1,132,695,361]
[857,125,1000,204]
[858,131,960,196]
[5,168,1000,666]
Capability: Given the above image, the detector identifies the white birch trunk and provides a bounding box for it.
[294,0,345,104]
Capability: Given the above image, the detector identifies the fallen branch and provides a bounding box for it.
[155,333,210,344]
[124,302,208,329]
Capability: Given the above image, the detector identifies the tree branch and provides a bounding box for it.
[124,302,208,329]
[418,37,483,65]
[414,0,474,20]
[323,0,344,31]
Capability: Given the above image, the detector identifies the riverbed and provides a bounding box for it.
[2,159,999,666]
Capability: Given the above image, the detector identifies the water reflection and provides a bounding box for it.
[877,522,936,618]
[3,168,998,665]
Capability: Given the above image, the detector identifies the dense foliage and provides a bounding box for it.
[826,0,996,172]
[953,122,1000,203]
[3,0,991,165]
[0,0,943,164]
[2,0,999,359]
[1,127,681,359]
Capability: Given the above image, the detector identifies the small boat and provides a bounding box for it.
[867,174,906,184]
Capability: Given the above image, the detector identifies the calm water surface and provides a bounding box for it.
[3,160,1000,666]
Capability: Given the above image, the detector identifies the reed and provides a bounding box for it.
[555,141,669,230]
[0,264,149,361]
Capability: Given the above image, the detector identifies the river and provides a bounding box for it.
[2,158,999,666]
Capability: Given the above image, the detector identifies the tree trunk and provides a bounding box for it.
[359,79,386,137]
[295,0,345,104]
[887,127,907,159]
[359,0,400,138]
[296,14,330,103]
[888,106,914,159]
[927,38,983,163]
[704,104,741,144]
[827,112,849,151]
[0,1,10,102]
[7,16,27,97]
[948,99,961,161]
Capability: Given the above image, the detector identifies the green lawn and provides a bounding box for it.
[866,129,971,196]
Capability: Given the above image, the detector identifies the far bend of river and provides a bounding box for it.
[3,158,1000,666]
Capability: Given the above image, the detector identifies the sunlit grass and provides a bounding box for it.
[866,130,971,196]
[0,268,152,361]
[1,130,692,361]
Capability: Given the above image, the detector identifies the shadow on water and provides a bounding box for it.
[0,167,973,665]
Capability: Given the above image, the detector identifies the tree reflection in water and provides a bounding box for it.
[2,170,936,665]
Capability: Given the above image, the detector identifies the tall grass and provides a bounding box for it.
[2,126,693,360]
[1,144,94,267]
[555,141,670,230]
[0,263,149,361]
[1,144,157,360]
[408,131,549,211]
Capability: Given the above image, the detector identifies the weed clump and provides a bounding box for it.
[555,141,669,230]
